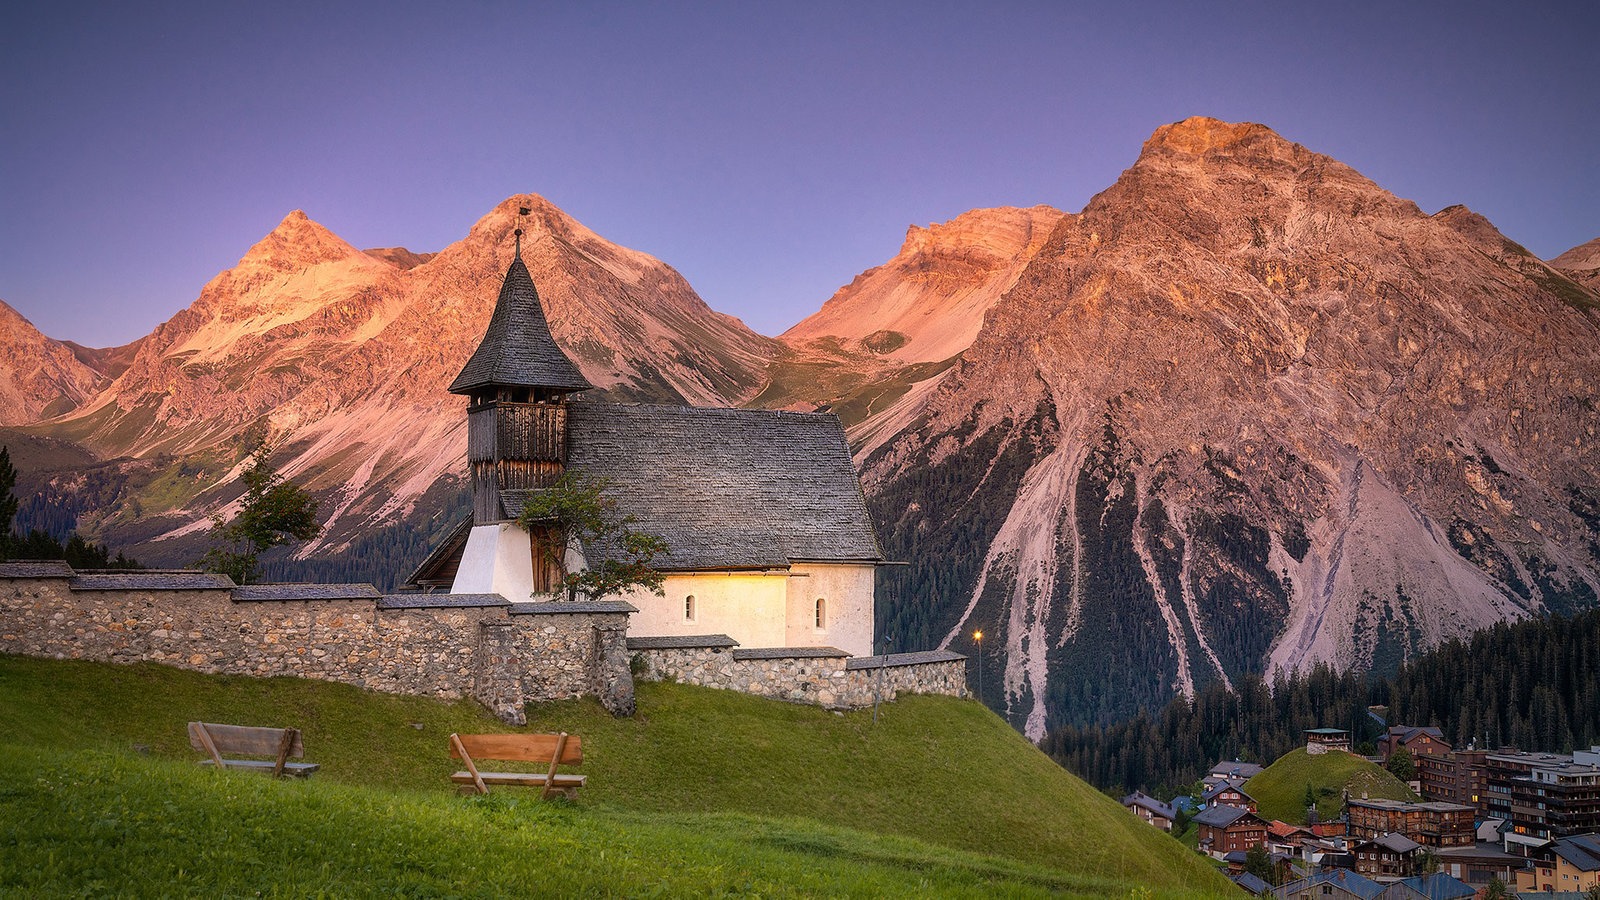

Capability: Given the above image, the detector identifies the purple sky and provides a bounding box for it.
[3,1,1596,348]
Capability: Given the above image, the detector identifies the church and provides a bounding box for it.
[407,231,882,657]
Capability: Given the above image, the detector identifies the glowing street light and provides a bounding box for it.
[973,630,984,702]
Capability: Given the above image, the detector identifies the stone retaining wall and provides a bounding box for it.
[0,566,634,725]
[628,635,966,708]
[0,564,963,721]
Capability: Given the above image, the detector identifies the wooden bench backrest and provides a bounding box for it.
[188,722,305,758]
[450,733,582,765]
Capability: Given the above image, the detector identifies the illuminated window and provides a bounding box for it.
[684,595,696,622]
[814,598,826,630]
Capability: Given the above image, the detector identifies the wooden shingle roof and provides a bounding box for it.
[448,254,590,395]
[548,401,883,571]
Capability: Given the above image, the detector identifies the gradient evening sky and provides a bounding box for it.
[2,1,1596,348]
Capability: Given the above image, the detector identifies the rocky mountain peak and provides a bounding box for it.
[0,298,103,424]
[1552,236,1600,292]
[784,205,1067,365]
[1553,236,1600,270]
[1140,116,1286,159]
[237,210,364,274]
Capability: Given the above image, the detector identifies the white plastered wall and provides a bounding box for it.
[784,562,875,657]
[450,523,534,600]
[623,571,790,648]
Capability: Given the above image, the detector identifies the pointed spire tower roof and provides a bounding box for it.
[449,231,592,396]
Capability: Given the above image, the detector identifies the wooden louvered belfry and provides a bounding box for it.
[448,230,592,529]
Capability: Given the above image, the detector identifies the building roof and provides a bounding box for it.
[554,401,883,570]
[1378,873,1475,900]
[1346,797,1474,813]
[1229,871,1270,895]
[1549,832,1600,871]
[1194,804,1255,828]
[402,517,474,589]
[448,253,591,395]
[1202,779,1254,802]
[1384,725,1448,748]
[1372,832,1421,854]
[1306,727,1350,736]
[1121,791,1176,820]
[1276,870,1384,899]
[1209,759,1264,779]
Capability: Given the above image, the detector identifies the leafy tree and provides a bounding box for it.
[1480,877,1510,900]
[1411,847,1440,877]
[199,444,319,584]
[516,470,666,602]
[1243,845,1276,886]
[1302,782,1317,814]
[1386,746,1415,781]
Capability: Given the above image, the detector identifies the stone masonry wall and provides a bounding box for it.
[0,573,634,725]
[630,638,967,709]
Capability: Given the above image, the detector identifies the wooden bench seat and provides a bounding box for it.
[449,732,584,798]
[188,721,319,778]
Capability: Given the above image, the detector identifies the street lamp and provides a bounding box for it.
[973,630,983,702]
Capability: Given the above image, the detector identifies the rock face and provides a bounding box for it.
[0,300,103,425]
[858,117,1600,737]
[1552,237,1600,292]
[29,196,775,559]
[784,205,1068,364]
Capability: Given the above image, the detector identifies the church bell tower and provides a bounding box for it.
[446,226,591,598]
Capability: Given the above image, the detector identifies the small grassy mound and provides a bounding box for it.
[0,655,1234,896]
[1245,747,1419,824]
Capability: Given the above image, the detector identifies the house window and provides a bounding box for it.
[814,598,826,630]
[684,595,696,622]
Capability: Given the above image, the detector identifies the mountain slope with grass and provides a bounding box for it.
[0,655,1233,896]
[1245,747,1417,825]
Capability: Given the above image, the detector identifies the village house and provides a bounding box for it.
[1515,832,1600,893]
[1347,832,1422,881]
[1194,804,1269,857]
[1344,797,1475,848]
[408,233,884,657]
[1379,725,1451,762]
[1120,791,1175,831]
[1202,778,1258,812]
[1205,759,1264,790]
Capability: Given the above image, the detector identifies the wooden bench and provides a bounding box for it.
[188,721,319,778]
[449,732,584,798]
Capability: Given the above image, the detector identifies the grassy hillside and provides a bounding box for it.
[0,655,1234,897]
[1245,747,1419,824]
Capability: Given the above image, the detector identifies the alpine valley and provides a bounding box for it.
[4,117,1597,737]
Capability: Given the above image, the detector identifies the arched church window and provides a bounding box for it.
[684,595,696,622]
[814,597,826,630]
